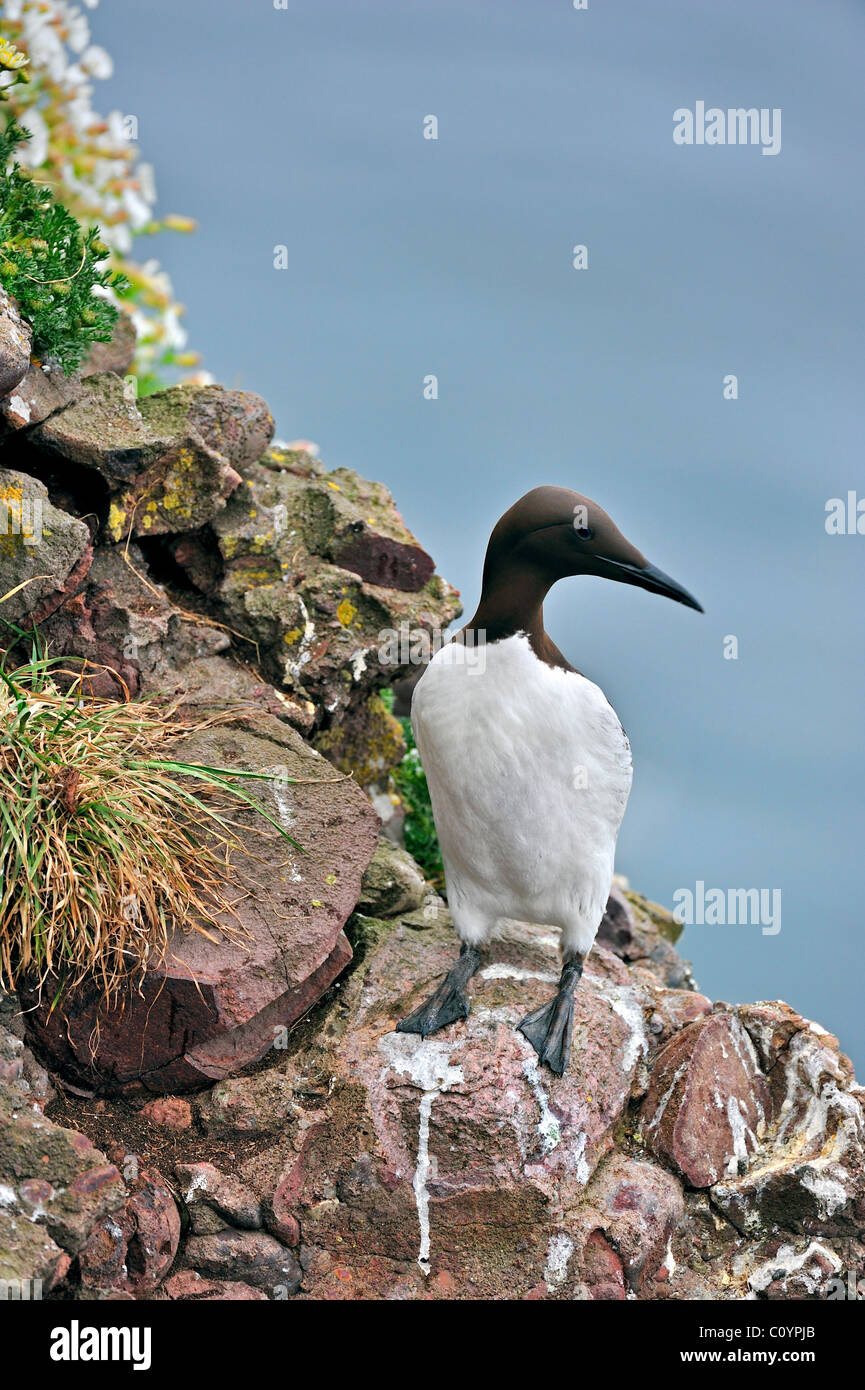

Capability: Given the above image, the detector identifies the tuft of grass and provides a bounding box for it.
[381,687,445,893]
[0,635,310,1004]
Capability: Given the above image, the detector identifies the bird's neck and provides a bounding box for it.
[463,562,552,646]
[460,558,577,673]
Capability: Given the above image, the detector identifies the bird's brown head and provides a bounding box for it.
[481,485,703,612]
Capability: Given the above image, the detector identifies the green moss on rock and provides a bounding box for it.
[625,889,683,944]
[314,692,406,788]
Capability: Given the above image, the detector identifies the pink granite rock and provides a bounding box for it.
[0,469,91,626]
[645,985,712,1047]
[639,1010,771,1187]
[581,1152,684,1294]
[266,913,651,1297]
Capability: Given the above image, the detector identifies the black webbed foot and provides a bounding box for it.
[517,955,583,1075]
[396,943,482,1038]
[396,980,469,1037]
[518,990,575,1074]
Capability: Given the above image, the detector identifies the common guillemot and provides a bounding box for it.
[396,485,702,1074]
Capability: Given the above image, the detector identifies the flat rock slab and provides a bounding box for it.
[21,716,379,1094]
[206,450,462,722]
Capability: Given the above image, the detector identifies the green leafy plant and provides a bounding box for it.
[0,9,199,383]
[0,117,127,374]
[0,606,308,1003]
[381,687,445,893]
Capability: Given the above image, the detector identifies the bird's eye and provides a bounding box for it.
[576,526,593,540]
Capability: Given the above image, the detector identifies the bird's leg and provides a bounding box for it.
[396,942,482,1038]
[517,950,584,1075]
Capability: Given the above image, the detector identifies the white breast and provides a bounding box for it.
[411,633,633,955]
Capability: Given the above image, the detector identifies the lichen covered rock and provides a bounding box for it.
[357,836,427,917]
[6,394,458,777]
[0,1075,126,1291]
[313,691,406,788]
[30,375,271,538]
[199,447,461,737]
[0,468,91,624]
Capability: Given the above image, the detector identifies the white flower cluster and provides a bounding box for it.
[1,0,197,375]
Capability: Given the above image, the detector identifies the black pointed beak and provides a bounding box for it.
[602,558,704,612]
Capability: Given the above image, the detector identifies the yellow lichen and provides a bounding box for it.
[106,500,128,541]
[336,598,357,627]
[0,482,25,558]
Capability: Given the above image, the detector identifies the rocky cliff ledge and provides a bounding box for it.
[2,875,863,1301]
[0,312,862,1301]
